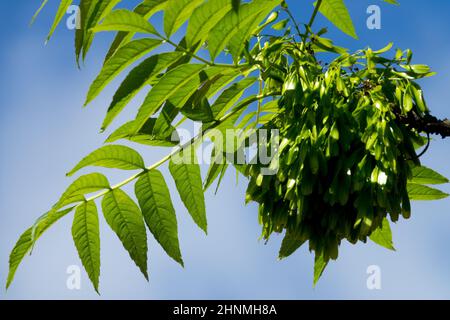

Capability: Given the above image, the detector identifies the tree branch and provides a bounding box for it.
[398,111,450,138]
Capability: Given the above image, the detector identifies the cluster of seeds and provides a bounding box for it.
[245,47,430,262]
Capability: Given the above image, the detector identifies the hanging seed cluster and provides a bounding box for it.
[246,46,431,262]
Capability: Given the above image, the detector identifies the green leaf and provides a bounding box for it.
[185,0,233,48]
[232,0,241,12]
[31,0,49,25]
[383,0,399,5]
[80,0,123,61]
[169,148,207,233]
[75,0,93,64]
[213,160,228,194]
[208,0,280,60]
[72,201,101,292]
[135,170,183,265]
[101,52,183,130]
[67,145,145,176]
[46,0,73,41]
[133,64,211,131]
[181,96,214,122]
[271,18,289,30]
[55,173,110,210]
[105,0,169,62]
[410,166,449,185]
[164,0,203,37]
[211,77,257,118]
[227,1,280,63]
[369,218,395,250]
[153,101,181,138]
[279,230,306,260]
[102,189,148,279]
[313,252,329,286]
[106,118,179,147]
[85,38,162,106]
[7,207,74,289]
[204,150,227,191]
[400,64,432,75]
[317,0,358,39]
[92,9,159,35]
[407,183,449,201]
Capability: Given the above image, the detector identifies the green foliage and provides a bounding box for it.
[317,0,357,39]
[102,189,149,279]
[92,9,159,35]
[369,218,395,251]
[67,145,146,176]
[102,52,183,130]
[72,201,101,292]
[86,38,162,105]
[135,170,184,265]
[9,0,448,292]
[410,166,449,185]
[407,184,449,201]
[7,207,74,289]
[46,0,73,41]
[169,149,208,233]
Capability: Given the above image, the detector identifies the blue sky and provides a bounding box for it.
[1,0,450,299]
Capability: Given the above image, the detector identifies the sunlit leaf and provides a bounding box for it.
[7,207,74,289]
[185,0,232,48]
[164,0,203,37]
[92,9,159,35]
[105,0,168,61]
[208,0,281,60]
[46,0,73,41]
[102,52,183,130]
[67,145,145,176]
[86,38,162,106]
[279,230,306,260]
[317,0,358,39]
[72,201,101,292]
[55,173,110,210]
[410,166,449,185]
[102,189,148,279]
[313,252,329,286]
[407,183,449,201]
[134,64,215,131]
[169,149,207,233]
[135,170,183,265]
[370,218,395,251]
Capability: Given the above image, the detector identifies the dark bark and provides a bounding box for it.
[398,112,450,138]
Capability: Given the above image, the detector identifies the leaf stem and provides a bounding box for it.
[282,4,303,41]
[160,36,244,69]
[255,77,263,127]
[306,0,323,36]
